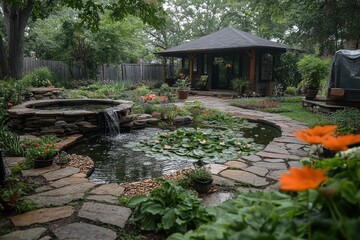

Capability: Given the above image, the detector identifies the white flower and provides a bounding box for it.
[199,140,206,144]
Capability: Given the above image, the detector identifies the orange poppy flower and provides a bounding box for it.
[279,166,328,191]
[322,134,360,152]
[295,125,337,144]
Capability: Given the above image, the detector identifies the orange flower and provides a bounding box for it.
[279,166,328,191]
[295,125,337,144]
[322,134,360,152]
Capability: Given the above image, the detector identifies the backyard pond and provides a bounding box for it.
[68,122,281,183]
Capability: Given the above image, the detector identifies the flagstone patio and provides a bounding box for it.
[0,96,310,240]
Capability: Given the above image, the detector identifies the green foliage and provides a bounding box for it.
[231,78,249,96]
[176,80,189,91]
[297,55,331,91]
[23,135,60,161]
[22,67,54,87]
[0,177,37,213]
[274,51,302,87]
[124,127,263,164]
[168,191,306,240]
[188,167,212,182]
[11,159,34,174]
[310,108,360,134]
[127,179,212,234]
[0,125,25,157]
[284,86,297,96]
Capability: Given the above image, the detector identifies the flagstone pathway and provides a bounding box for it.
[1,96,310,240]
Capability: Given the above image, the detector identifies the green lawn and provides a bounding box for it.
[278,101,323,124]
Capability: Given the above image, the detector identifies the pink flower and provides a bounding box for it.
[7,102,13,107]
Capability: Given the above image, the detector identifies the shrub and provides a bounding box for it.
[127,179,212,234]
[231,78,249,96]
[273,50,302,87]
[284,86,297,95]
[0,125,25,157]
[22,67,54,87]
[297,55,331,92]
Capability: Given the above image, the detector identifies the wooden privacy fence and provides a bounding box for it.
[23,57,170,83]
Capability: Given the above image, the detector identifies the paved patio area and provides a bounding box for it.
[1,96,310,240]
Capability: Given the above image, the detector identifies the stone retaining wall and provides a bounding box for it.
[24,88,63,101]
[7,99,133,136]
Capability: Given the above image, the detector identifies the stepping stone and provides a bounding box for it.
[22,164,60,177]
[39,237,52,240]
[54,223,116,240]
[241,155,262,162]
[0,227,47,240]
[288,149,309,157]
[55,134,83,150]
[236,186,260,193]
[202,192,234,206]
[3,157,26,168]
[26,182,96,207]
[263,158,284,163]
[9,206,74,227]
[86,195,119,204]
[220,170,268,187]
[90,183,124,196]
[273,137,305,144]
[224,161,248,169]
[35,185,54,193]
[264,145,289,154]
[50,176,89,188]
[286,143,305,150]
[244,166,268,177]
[253,162,288,170]
[78,202,131,228]
[267,170,289,180]
[208,164,228,174]
[42,167,80,181]
[256,151,301,160]
[288,161,303,168]
[212,175,235,186]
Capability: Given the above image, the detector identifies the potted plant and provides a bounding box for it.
[25,140,59,168]
[177,79,190,100]
[188,166,213,194]
[297,55,331,100]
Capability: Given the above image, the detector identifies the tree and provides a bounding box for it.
[0,0,165,79]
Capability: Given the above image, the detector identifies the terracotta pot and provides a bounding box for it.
[33,158,54,168]
[178,90,189,100]
[192,179,213,194]
[305,89,319,100]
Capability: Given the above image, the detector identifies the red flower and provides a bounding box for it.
[7,102,13,107]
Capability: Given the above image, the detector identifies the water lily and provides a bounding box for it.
[219,142,225,146]
[199,140,206,144]
[164,145,172,149]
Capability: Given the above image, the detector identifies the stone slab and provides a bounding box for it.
[288,161,303,168]
[0,227,47,240]
[220,170,268,187]
[9,206,74,227]
[273,137,305,144]
[224,161,248,169]
[253,162,288,170]
[263,158,285,163]
[26,182,96,207]
[54,223,117,240]
[90,183,124,196]
[240,155,262,162]
[212,175,235,186]
[256,151,301,160]
[286,143,305,150]
[264,145,289,154]
[201,192,234,206]
[208,164,228,174]
[267,170,289,180]
[244,166,268,177]
[42,167,80,181]
[50,176,89,188]
[86,195,119,204]
[22,164,60,177]
[55,134,83,150]
[35,185,54,193]
[78,202,131,228]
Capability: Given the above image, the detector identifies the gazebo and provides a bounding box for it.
[156,27,288,96]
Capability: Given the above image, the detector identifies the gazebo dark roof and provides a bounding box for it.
[157,26,287,57]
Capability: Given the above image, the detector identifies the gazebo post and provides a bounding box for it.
[188,54,194,81]
[249,49,256,92]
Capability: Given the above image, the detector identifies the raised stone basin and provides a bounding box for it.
[7,99,133,136]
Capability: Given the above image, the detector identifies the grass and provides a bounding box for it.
[231,96,323,125]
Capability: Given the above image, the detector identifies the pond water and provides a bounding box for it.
[67,123,281,183]
[34,103,114,112]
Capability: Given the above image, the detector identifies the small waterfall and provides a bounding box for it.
[103,107,120,137]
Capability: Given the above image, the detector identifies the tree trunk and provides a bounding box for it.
[0,35,10,78]
[2,1,35,79]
